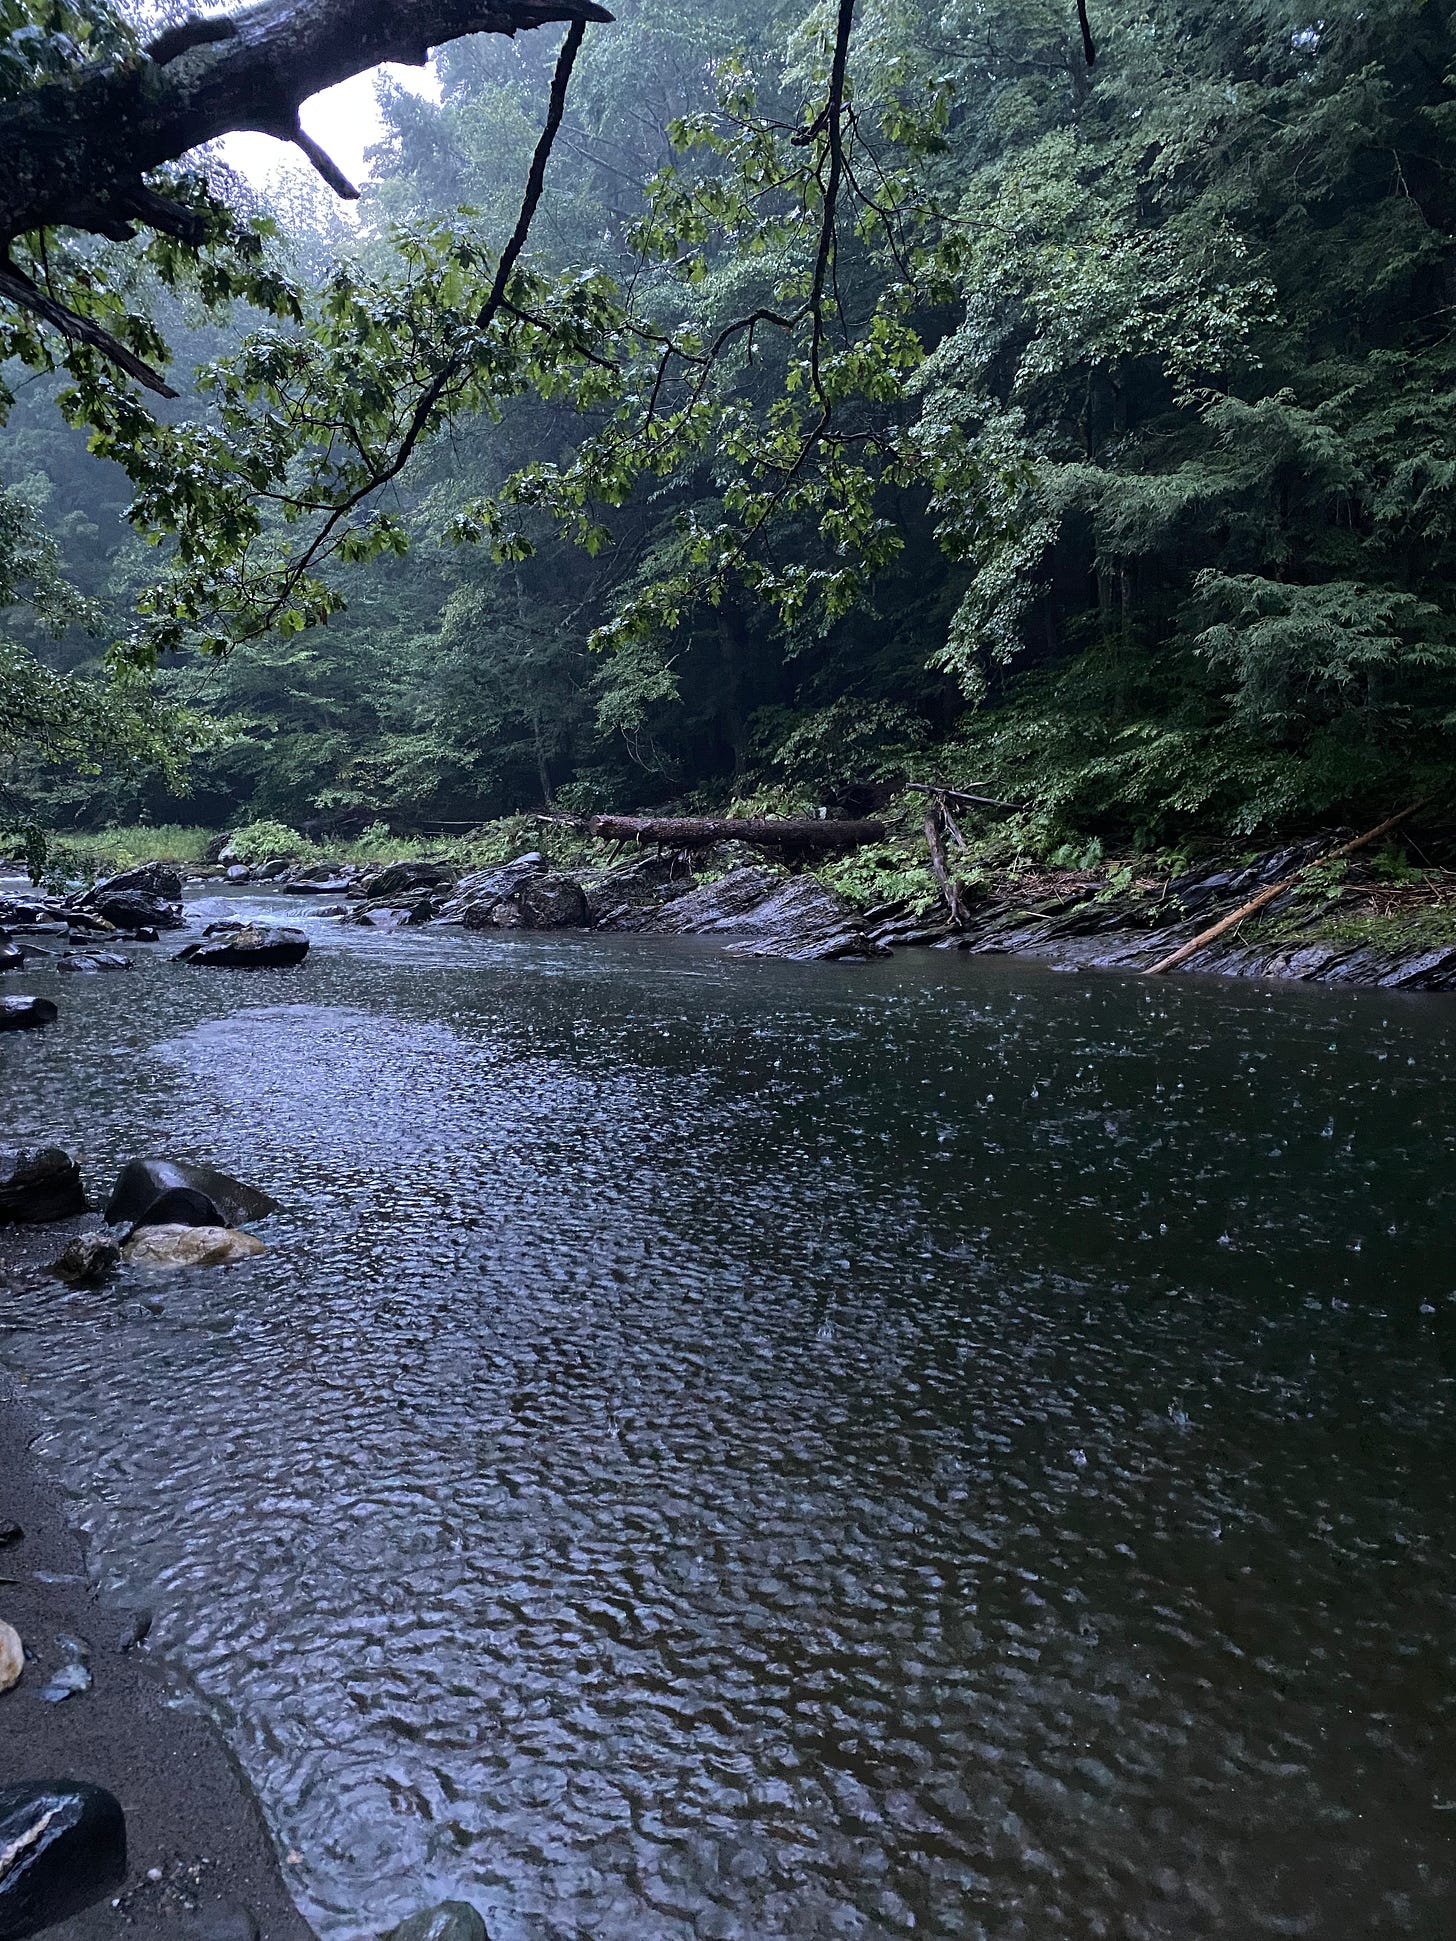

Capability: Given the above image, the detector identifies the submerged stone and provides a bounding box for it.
[49,1233,122,1285]
[0,1780,126,1937]
[385,1902,489,1941]
[121,1224,266,1270]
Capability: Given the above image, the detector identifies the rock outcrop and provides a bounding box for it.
[0,1148,86,1224]
[631,864,886,960]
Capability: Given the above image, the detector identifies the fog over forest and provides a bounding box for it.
[4,0,1454,855]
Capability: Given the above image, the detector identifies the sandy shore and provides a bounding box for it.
[0,1223,317,1941]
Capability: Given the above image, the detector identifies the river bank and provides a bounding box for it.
[0,1231,316,1941]
[13,806,1456,991]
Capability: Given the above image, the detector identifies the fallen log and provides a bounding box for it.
[586,815,886,853]
[1144,803,1426,976]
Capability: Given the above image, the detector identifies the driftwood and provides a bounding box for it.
[585,814,886,853]
[1144,803,1426,976]
[904,781,1018,811]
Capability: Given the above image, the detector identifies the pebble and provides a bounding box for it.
[40,1660,92,1702]
[0,1521,20,1547]
[0,1618,23,1692]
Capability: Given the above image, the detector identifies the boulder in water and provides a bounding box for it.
[0,929,21,972]
[385,1903,489,1941]
[359,860,457,900]
[81,860,183,903]
[440,853,545,925]
[49,1233,122,1285]
[0,996,57,1031]
[122,1224,267,1269]
[80,889,184,932]
[0,1780,127,1936]
[175,925,309,967]
[105,1158,279,1232]
[0,1149,86,1224]
[56,950,132,974]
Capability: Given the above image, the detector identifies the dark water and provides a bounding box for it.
[3,889,1455,1940]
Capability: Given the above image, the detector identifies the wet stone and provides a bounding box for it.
[0,996,57,1032]
[385,1902,489,1941]
[0,1148,86,1224]
[0,1781,126,1936]
[49,1233,122,1285]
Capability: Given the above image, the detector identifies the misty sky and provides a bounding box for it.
[217,62,438,191]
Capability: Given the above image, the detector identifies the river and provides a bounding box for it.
[2,888,1454,1938]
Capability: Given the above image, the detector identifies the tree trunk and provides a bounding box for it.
[587,815,885,852]
[0,0,610,251]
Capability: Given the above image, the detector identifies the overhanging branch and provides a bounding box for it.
[0,0,612,252]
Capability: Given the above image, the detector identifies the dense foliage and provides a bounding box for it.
[3,0,1455,845]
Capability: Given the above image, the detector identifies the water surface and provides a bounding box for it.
[2,891,1454,1938]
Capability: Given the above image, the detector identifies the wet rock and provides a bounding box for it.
[583,854,692,928]
[225,864,252,883]
[359,860,457,900]
[0,1149,86,1224]
[516,872,588,929]
[82,860,183,903]
[0,1620,22,1693]
[385,1902,489,1941]
[105,1159,279,1233]
[116,1608,152,1653]
[56,950,132,974]
[648,866,886,960]
[0,1525,20,1549]
[79,889,185,932]
[649,864,788,932]
[0,1780,126,1935]
[282,864,358,894]
[0,930,21,973]
[122,1224,267,1270]
[0,996,57,1032]
[175,925,309,968]
[440,853,545,925]
[40,1657,92,1702]
[49,1233,122,1285]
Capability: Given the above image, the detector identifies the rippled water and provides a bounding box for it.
[3,889,1456,1939]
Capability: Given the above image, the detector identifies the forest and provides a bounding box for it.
[2,0,1455,862]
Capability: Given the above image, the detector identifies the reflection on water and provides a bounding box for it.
[3,894,1455,1938]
